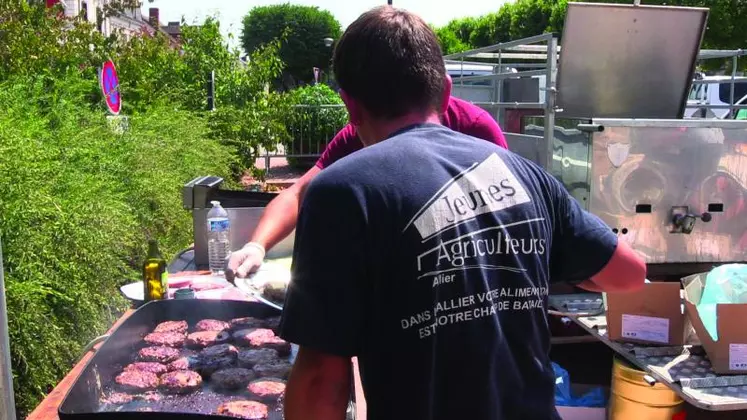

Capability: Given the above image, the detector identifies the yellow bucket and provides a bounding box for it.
[608,357,684,420]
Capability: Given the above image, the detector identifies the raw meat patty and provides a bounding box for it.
[186,330,231,349]
[247,378,286,403]
[200,344,239,359]
[237,348,279,369]
[230,317,266,330]
[153,320,188,334]
[159,370,203,395]
[144,332,185,348]
[195,319,231,332]
[167,356,198,372]
[124,362,168,376]
[137,346,180,363]
[216,400,269,419]
[253,360,292,380]
[239,329,291,356]
[101,392,133,405]
[211,368,256,390]
[115,370,159,392]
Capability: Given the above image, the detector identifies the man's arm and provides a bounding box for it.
[227,124,360,278]
[549,177,646,292]
[285,348,351,420]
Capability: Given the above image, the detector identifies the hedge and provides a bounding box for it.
[0,75,236,415]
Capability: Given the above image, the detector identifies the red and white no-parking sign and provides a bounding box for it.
[100,60,121,115]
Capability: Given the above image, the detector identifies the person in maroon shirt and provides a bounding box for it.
[226,95,508,278]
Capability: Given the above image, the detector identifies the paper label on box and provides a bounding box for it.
[621,314,669,343]
[729,344,747,370]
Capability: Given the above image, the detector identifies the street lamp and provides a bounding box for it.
[323,37,334,48]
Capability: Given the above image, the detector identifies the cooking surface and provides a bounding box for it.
[57,300,342,420]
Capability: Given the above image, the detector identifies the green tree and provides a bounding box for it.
[241,4,341,87]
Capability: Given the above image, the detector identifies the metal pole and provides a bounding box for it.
[544,36,558,171]
[730,55,737,118]
[387,0,392,5]
[0,238,17,420]
[207,70,215,112]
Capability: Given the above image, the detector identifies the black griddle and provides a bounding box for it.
[58,299,356,420]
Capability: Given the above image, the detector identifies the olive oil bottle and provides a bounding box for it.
[143,239,168,301]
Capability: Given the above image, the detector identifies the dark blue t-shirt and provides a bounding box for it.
[279,124,618,420]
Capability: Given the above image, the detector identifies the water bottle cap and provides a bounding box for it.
[210,200,221,207]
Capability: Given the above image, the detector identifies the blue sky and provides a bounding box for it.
[143,0,513,47]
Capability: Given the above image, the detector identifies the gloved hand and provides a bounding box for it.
[226,242,266,281]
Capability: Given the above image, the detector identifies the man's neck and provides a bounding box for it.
[369,112,441,145]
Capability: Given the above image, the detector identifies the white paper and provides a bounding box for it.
[621,314,670,344]
[729,344,747,370]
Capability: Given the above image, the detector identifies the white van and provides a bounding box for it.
[685,75,747,119]
[446,63,546,105]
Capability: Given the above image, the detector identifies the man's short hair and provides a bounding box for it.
[333,6,446,120]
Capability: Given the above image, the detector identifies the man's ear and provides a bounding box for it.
[441,75,453,115]
[339,90,363,126]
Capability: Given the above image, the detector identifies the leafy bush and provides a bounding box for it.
[0,3,284,415]
[282,84,348,169]
[0,75,237,415]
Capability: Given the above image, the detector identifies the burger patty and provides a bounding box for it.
[200,344,239,359]
[211,368,256,390]
[167,356,198,372]
[153,320,188,335]
[124,362,168,376]
[241,329,292,356]
[230,317,266,330]
[237,348,279,369]
[144,332,186,348]
[101,392,134,405]
[195,319,231,332]
[216,400,269,419]
[114,370,159,392]
[253,360,292,380]
[197,355,236,377]
[247,378,286,403]
[137,346,181,364]
[186,330,231,349]
[159,370,203,395]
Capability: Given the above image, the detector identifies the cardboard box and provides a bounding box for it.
[683,272,747,374]
[606,282,686,346]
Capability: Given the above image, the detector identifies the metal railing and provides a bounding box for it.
[261,104,347,174]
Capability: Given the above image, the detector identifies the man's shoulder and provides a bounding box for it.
[447,96,491,119]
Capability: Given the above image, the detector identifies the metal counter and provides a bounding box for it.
[549,294,747,411]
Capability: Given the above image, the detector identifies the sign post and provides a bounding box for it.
[0,238,17,420]
[100,60,128,133]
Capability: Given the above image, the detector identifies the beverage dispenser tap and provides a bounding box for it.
[670,206,712,234]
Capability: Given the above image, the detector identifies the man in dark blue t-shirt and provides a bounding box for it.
[279,6,647,420]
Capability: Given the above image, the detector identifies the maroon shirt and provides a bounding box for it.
[315,97,508,169]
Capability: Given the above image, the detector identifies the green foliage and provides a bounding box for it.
[0,76,235,415]
[435,0,747,70]
[282,84,347,169]
[241,4,342,87]
[0,2,285,415]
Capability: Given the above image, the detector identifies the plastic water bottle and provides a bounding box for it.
[207,200,231,275]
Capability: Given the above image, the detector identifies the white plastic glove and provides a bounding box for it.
[226,242,266,280]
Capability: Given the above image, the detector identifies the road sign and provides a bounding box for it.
[100,60,121,115]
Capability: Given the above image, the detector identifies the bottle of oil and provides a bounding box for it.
[143,239,168,301]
